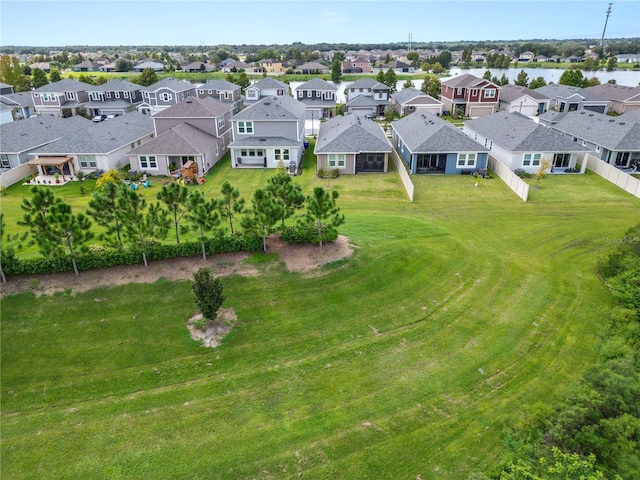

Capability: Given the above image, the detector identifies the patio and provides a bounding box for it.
[23,174,74,186]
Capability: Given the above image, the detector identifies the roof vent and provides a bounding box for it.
[619,122,625,125]
[264,102,271,105]
[259,138,266,142]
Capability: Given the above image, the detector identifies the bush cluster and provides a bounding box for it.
[280,224,338,244]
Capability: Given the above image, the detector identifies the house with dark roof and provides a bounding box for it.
[375,60,414,73]
[85,79,144,117]
[294,78,338,120]
[30,79,93,117]
[222,60,262,74]
[341,57,372,74]
[196,80,243,113]
[138,78,197,115]
[28,111,154,176]
[128,96,234,177]
[390,87,443,117]
[183,61,216,73]
[0,82,14,95]
[72,60,101,72]
[585,83,640,115]
[244,77,289,104]
[542,109,640,169]
[314,114,392,174]
[133,61,164,72]
[463,111,590,174]
[392,112,489,175]
[497,84,550,116]
[440,73,500,118]
[345,78,390,117]
[229,96,306,171]
[534,84,610,114]
[295,62,330,74]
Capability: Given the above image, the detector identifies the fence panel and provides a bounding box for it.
[586,154,640,199]
[0,164,31,189]
[390,149,414,202]
[487,156,529,202]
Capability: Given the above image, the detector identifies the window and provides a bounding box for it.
[65,91,76,100]
[328,154,346,168]
[456,88,463,95]
[457,153,476,167]
[124,91,129,98]
[275,149,290,161]
[115,91,120,98]
[523,153,541,166]
[139,155,157,169]
[237,121,253,134]
[90,92,101,100]
[217,117,225,128]
[484,89,496,98]
[238,148,264,158]
[79,155,97,168]
[106,92,111,98]
[247,89,257,98]
[1,154,10,168]
[596,146,601,152]
[471,89,478,96]
[277,89,285,96]
[159,92,172,102]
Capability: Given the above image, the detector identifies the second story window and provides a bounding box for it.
[484,89,496,99]
[217,117,225,128]
[159,92,172,102]
[65,91,77,101]
[237,121,253,134]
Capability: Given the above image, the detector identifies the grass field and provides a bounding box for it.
[2,153,640,479]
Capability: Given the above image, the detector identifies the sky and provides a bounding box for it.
[1,0,639,47]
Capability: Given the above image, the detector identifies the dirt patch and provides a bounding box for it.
[187,308,237,348]
[1,235,353,298]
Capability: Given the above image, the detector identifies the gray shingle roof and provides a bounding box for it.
[0,115,92,154]
[128,122,216,155]
[585,83,640,102]
[346,95,378,107]
[296,62,329,71]
[315,115,391,154]
[465,111,590,152]
[392,112,489,153]
[230,136,300,147]
[442,73,491,88]
[0,91,34,108]
[296,78,337,91]
[498,83,550,103]
[390,87,440,105]
[143,78,195,93]
[85,99,138,108]
[250,77,289,90]
[346,78,389,91]
[198,80,240,91]
[33,78,93,93]
[232,95,305,121]
[30,111,153,155]
[535,84,608,102]
[548,109,640,151]
[152,96,233,118]
[89,79,142,92]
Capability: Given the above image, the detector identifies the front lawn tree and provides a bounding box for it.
[184,191,221,260]
[304,187,345,248]
[44,202,94,275]
[264,171,305,229]
[218,181,245,234]
[241,189,284,252]
[191,267,225,321]
[119,188,170,267]
[157,182,189,244]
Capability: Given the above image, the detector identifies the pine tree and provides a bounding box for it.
[44,202,94,275]
[87,181,126,248]
[184,191,221,260]
[18,186,63,256]
[241,189,284,252]
[218,181,245,234]
[265,170,305,228]
[156,182,189,244]
[304,187,345,248]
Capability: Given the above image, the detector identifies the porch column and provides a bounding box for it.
[580,154,588,174]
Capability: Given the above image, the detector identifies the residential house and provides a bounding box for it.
[138,78,197,115]
[543,109,640,169]
[315,114,392,174]
[585,83,640,114]
[183,61,216,72]
[229,95,306,171]
[615,53,640,63]
[30,78,92,117]
[294,78,338,120]
[128,96,234,177]
[535,84,610,114]
[563,56,583,63]
[390,87,443,117]
[99,62,117,72]
[463,111,590,174]
[85,79,143,117]
[72,60,101,72]
[392,112,489,174]
[0,82,14,95]
[375,60,414,73]
[28,111,154,177]
[29,62,50,73]
[295,62,330,74]
[533,55,549,63]
[341,57,372,74]
[196,80,243,113]
[0,115,92,173]
[497,84,550,116]
[222,60,261,74]
[258,59,286,74]
[0,104,13,125]
[0,91,34,120]
[344,78,390,117]
[244,77,289,104]
[440,74,500,118]
[219,58,236,69]
[518,51,535,62]
[133,61,165,72]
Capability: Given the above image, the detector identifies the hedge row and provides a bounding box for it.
[2,235,263,277]
[280,224,338,244]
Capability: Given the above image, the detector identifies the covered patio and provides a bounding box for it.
[27,156,76,184]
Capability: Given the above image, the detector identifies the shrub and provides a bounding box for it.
[281,223,338,244]
[192,267,225,321]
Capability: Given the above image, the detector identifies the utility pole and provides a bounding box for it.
[600,3,613,48]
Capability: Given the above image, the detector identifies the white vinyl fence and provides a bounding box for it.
[488,156,529,202]
[586,154,640,199]
[0,164,31,189]
[390,149,414,202]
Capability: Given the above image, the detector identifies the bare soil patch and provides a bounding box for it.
[1,235,353,298]
[187,308,237,348]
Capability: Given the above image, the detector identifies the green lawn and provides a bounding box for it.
[2,155,640,479]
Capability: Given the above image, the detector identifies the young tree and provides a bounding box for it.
[119,189,170,267]
[535,158,553,182]
[184,191,221,260]
[236,72,251,92]
[431,62,444,74]
[528,76,547,89]
[402,79,415,89]
[483,69,492,80]
[87,181,126,248]
[588,76,601,87]
[44,202,94,275]
[607,57,618,72]
[218,181,245,234]
[157,182,189,244]
[31,68,49,89]
[331,58,342,83]
[115,58,133,72]
[420,76,441,98]
[407,51,420,68]
[304,187,345,248]
[515,70,529,87]
[265,170,305,229]
[499,73,509,86]
[134,68,158,87]
[376,70,386,84]
[421,62,431,72]
[18,186,63,256]
[384,68,397,93]
[241,189,284,252]
[49,69,61,82]
[559,68,586,87]
[191,267,225,321]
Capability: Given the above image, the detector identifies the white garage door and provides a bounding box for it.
[469,105,495,118]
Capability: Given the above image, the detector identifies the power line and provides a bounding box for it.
[600,3,613,48]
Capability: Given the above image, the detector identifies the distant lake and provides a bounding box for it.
[288,67,640,104]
